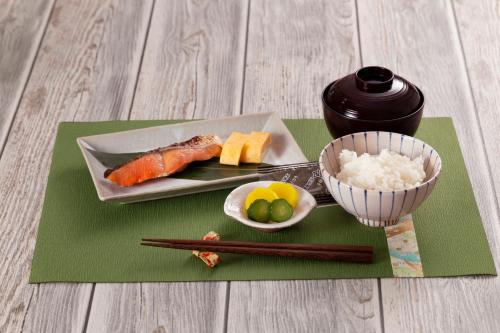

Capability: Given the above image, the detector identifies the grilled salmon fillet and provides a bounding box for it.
[105,135,222,187]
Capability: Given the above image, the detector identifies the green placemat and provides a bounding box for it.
[29,118,496,282]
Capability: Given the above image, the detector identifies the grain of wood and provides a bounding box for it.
[228,1,382,332]
[0,0,54,152]
[357,0,500,331]
[0,0,153,331]
[241,0,359,119]
[87,1,249,332]
[453,0,500,213]
[227,280,381,333]
[130,0,249,119]
[87,283,228,333]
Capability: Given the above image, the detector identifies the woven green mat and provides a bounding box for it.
[29,118,496,282]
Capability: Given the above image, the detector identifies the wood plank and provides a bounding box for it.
[0,0,54,151]
[130,0,249,119]
[228,280,381,333]
[452,0,500,329]
[87,283,228,333]
[228,1,382,332]
[453,0,500,210]
[0,1,153,331]
[241,0,360,119]
[357,0,500,331]
[87,1,249,332]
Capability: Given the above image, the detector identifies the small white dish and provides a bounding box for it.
[224,181,317,232]
[77,112,307,203]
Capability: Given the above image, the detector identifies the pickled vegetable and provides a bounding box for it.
[268,182,299,208]
[247,199,271,222]
[270,199,293,222]
[245,187,279,209]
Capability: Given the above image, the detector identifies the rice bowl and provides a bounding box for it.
[319,131,441,227]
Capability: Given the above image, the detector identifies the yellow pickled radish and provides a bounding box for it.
[245,188,279,210]
[268,182,299,208]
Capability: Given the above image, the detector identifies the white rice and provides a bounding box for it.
[336,149,426,191]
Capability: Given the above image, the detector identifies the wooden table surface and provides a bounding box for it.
[1,0,499,332]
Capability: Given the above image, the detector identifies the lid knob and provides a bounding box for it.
[355,66,394,93]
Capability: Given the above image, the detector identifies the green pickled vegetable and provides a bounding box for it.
[247,199,271,222]
[270,199,294,222]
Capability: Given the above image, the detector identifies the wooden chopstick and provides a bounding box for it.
[141,239,373,263]
[142,239,373,254]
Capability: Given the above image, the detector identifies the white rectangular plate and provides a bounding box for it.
[77,112,308,203]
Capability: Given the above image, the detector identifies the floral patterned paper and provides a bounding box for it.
[385,215,424,277]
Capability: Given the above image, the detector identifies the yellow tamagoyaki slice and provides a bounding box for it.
[240,131,272,164]
[220,132,249,166]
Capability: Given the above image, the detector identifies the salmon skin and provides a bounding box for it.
[105,135,222,187]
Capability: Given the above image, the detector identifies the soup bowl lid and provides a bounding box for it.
[325,66,423,121]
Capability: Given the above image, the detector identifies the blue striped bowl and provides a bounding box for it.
[319,132,441,227]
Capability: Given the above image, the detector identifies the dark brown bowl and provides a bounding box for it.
[322,67,424,138]
[322,82,424,138]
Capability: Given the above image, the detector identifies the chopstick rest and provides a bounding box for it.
[192,231,221,268]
